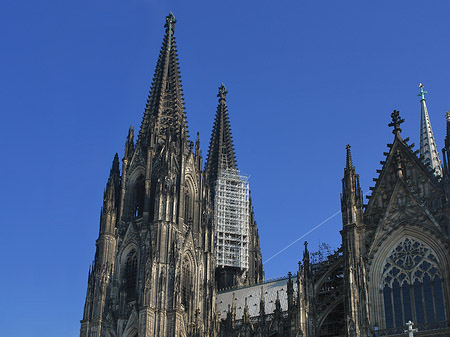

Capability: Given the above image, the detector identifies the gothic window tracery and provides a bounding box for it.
[125,250,138,300]
[382,238,446,329]
[184,181,195,226]
[181,257,193,312]
[133,176,145,218]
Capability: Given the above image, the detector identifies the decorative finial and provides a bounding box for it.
[446,111,450,123]
[388,110,404,135]
[218,83,228,102]
[165,13,176,32]
[418,83,427,101]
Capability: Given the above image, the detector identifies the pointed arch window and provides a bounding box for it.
[184,181,195,226]
[181,257,192,312]
[133,176,145,218]
[382,238,446,331]
[184,191,192,225]
[124,250,138,300]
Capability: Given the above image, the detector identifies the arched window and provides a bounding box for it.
[124,250,138,300]
[133,176,145,218]
[184,191,192,225]
[181,257,192,312]
[382,238,446,330]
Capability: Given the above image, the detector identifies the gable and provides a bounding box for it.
[364,135,443,230]
[370,179,442,247]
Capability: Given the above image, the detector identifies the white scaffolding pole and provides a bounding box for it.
[214,168,250,270]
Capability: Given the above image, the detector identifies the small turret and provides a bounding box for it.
[243,297,250,323]
[259,286,265,317]
[287,271,294,310]
[124,126,134,160]
[341,145,363,227]
[100,153,121,234]
[303,241,310,276]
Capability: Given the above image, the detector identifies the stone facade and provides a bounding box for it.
[80,13,450,337]
[80,13,263,337]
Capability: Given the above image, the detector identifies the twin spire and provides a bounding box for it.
[137,13,238,186]
[205,84,238,186]
[140,15,445,183]
[138,13,187,146]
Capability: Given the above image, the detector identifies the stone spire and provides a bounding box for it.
[418,83,442,177]
[205,84,237,186]
[341,145,363,227]
[100,153,121,235]
[442,112,450,178]
[138,13,187,147]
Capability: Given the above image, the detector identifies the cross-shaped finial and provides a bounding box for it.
[404,321,418,337]
[388,110,404,135]
[418,83,427,101]
[165,12,177,34]
[218,83,228,101]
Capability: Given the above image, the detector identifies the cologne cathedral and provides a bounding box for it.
[80,14,450,337]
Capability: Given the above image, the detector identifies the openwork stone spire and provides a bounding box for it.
[205,84,237,185]
[418,83,442,177]
[138,12,187,146]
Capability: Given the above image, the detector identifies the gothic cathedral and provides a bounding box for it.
[80,14,450,337]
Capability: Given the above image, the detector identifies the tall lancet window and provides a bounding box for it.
[125,250,138,300]
[133,176,145,218]
[184,191,192,225]
[382,238,446,330]
[181,257,192,312]
[184,181,194,226]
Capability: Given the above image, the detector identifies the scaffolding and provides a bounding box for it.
[214,168,250,270]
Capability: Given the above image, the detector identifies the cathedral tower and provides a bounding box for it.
[205,84,264,290]
[80,13,264,337]
[81,13,215,337]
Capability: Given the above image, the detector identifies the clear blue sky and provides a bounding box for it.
[2,1,450,336]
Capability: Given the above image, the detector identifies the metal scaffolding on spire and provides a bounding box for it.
[214,168,250,270]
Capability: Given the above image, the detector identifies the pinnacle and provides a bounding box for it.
[111,153,120,178]
[345,144,353,169]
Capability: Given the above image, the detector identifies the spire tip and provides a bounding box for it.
[345,144,353,169]
[418,83,427,101]
[218,83,228,101]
